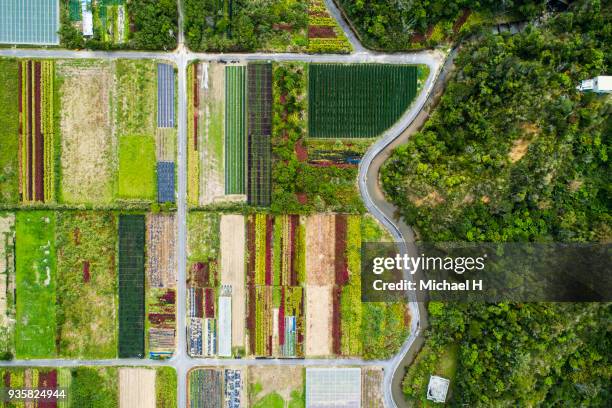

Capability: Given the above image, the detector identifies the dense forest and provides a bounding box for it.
[337,0,547,50]
[184,0,308,52]
[381,0,611,404]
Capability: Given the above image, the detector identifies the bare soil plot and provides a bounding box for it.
[248,365,303,404]
[305,214,336,286]
[198,62,226,204]
[220,214,245,348]
[156,128,177,162]
[58,61,114,203]
[146,214,176,288]
[305,285,332,356]
[362,368,384,408]
[119,368,156,408]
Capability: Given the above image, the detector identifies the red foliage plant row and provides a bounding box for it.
[331,287,342,355]
[247,285,256,353]
[160,289,176,304]
[82,261,90,283]
[265,216,274,285]
[193,288,204,318]
[38,370,58,408]
[308,25,337,39]
[204,287,215,318]
[246,217,256,286]
[279,287,286,345]
[190,262,209,287]
[193,64,199,149]
[335,215,349,286]
[148,313,175,325]
[34,61,44,201]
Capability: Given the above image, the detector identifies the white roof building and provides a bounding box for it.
[81,1,93,37]
[306,368,361,407]
[577,76,612,93]
[217,296,232,357]
[427,375,450,403]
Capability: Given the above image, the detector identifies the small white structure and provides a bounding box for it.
[306,368,361,407]
[427,375,450,403]
[217,296,232,357]
[577,76,612,93]
[81,0,93,36]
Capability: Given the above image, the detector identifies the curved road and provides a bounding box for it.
[0,4,447,407]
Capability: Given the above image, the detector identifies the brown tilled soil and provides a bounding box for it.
[305,285,332,356]
[248,366,303,403]
[119,368,156,408]
[58,61,114,203]
[146,214,177,288]
[305,214,336,286]
[220,214,246,348]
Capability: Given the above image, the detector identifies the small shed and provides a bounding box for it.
[427,375,450,403]
[577,76,612,93]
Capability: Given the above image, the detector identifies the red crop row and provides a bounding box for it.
[279,288,286,346]
[82,261,91,283]
[204,288,215,318]
[246,217,256,286]
[247,285,256,353]
[331,286,342,355]
[38,370,57,408]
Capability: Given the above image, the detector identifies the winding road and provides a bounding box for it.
[0,3,447,407]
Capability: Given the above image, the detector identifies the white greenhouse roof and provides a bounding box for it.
[306,367,361,407]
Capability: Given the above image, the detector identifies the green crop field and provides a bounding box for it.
[0,59,19,204]
[56,212,118,359]
[115,60,157,137]
[15,211,57,359]
[308,64,417,138]
[118,215,145,358]
[117,135,156,199]
[225,66,247,195]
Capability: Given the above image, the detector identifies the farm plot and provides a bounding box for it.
[115,60,157,137]
[157,161,175,203]
[56,211,118,359]
[188,62,227,205]
[362,368,384,408]
[119,368,156,408]
[15,211,56,359]
[248,366,304,408]
[146,215,177,359]
[18,60,56,203]
[118,215,145,358]
[307,0,352,53]
[247,64,273,206]
[0,0,60,45]
[188,367,245,408]
[246,214,305,357]
[308,64,418,138]
[0,213,16,358]
[225,65,247,196]
[157,63,175,128]
[220,215,245,350]
[117,135,156,200]
[187,212,220,357]
[58,60,114,204]
[0,60,20,204]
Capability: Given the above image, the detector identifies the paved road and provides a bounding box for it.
[0,8,445,408]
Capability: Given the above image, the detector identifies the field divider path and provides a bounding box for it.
[0,44,444,408]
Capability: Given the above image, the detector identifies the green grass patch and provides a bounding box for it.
[187,212,220,263]
[117,135,156,200]
[15,211,57,359]
[0,59,19,204]
[115,60,157,137]
[56,211,118,359]
[70,366,118,408]
[253,392,285,408]
[156,366,177,408]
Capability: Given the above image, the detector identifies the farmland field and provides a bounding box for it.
[15,211,56,359]
[119,368,156,408]
[0,60,20,204]
[225,65,247,195]
[0,213,16,358]
[308,64,418,138]
[19,60,56,203]
[117,135,156,200]
[115,60,157,137]
[247,64,273,206]
[56,211,118,359]
[246,214,305,357]
[118,215,145,358]
[249,366,305,408]
[58,60,114,204]
[188,368,223,408]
